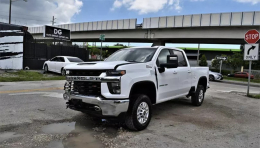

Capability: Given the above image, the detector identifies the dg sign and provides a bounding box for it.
[43,25,71,40]
[244,44,259,61]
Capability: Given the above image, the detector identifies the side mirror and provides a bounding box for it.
[158,55,178,73]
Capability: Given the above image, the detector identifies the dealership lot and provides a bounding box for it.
[0,81,259,148]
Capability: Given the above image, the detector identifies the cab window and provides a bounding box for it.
[50,57,58,61]
[156,49,170,67]
[170,50,187,67]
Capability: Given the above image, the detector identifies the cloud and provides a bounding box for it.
[235,0,260,4]
[0,0,83,26]
[111,0,182,14]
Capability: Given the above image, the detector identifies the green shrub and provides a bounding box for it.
[199,54,208,66]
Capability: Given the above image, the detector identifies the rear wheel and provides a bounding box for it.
[209,75,214,81]
[191,85,205,106]
[125,94,152,131]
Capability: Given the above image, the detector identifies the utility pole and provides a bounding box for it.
[51,16,56,26]
[197,43,200,66]
[9,0,12,24]
[9,0,27,24]
[51,16,56,45]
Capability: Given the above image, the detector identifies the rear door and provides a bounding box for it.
[170,49,192,95]
[156,49,180,102]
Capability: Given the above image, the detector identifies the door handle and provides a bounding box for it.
[188,70,192,73]
[173,71,177,74]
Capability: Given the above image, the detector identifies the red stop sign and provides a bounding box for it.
[245,29,259,44]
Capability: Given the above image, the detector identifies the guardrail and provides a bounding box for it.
[143,11,260,28]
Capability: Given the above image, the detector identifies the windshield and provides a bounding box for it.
[67,57,84,62]
[105,48,157,62]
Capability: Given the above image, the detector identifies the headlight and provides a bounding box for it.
[108,82,121,94]
[106,70,126,76]
[64,81,71,91]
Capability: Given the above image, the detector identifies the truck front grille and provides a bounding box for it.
[69,70,106,76]
[73,81,101,96]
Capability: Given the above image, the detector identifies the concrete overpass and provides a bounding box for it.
[29,11,260,45]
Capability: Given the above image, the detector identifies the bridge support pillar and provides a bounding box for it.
[152,40,165,46]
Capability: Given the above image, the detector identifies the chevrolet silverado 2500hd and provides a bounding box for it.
[63,46,209,131]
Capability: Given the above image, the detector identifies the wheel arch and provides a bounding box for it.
[129,81,157,105]
[197,76,207,92]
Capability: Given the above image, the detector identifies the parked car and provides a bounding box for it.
[227,73,235,77]
[43,56,84,76]
[234,72,254,79]
[209,71,223,81]
[63,46,209,131]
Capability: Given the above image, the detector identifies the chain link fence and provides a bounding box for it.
[244,69,260,79]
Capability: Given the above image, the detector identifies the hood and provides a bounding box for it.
[210,71,221,75]
[64,61,130,70]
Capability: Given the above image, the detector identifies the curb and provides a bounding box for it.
[219,80,260,87]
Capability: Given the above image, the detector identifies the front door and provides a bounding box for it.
[156,49,179,102]
[48,57,58,72]
[55,57,65,73]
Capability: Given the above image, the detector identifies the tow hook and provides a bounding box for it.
[94,106,101,111]
[66,102,69,109]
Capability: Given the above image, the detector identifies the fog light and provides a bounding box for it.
[63,93,70,100]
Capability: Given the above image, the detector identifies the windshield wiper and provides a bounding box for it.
[125,60,141,63]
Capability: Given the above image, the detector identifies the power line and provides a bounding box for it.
[0,14,51,22]
[0,10,51,21]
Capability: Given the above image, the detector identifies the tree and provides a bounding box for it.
[225,52,244,72]
[199,54,208,66]
[89,47,101,55]
[211,58,220,70]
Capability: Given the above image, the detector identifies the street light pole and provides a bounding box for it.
[9,0,12,24]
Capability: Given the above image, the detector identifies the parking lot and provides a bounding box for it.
[0,80,259,148]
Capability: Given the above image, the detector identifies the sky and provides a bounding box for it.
[0,0,260,48]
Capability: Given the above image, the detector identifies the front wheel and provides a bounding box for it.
[44,65,48,73]
[209,75,215,81]
[125,94,152,131]
[191,85,205,106]
[61,69,66,76]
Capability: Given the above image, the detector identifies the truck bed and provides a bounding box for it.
[191,67,209,89]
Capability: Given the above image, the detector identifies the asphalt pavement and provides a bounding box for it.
[0,80,259,148]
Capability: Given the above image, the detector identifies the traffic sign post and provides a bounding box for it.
[244,29,259,96]
[99,34,105,60]
[216,56,227,74]
[244,43,259,96]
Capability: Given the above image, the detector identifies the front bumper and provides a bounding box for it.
[65,93,129,117]
[214,75,223,80]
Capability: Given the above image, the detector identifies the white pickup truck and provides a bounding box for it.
[63,46,209,131]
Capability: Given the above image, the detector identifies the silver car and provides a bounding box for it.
[209,71,223,81]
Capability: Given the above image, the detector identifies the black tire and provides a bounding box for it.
[191,85,205,106]
[125,94,152,131]
[44,65,48,73]
[61,68,66,76]
[209,75,215,81]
